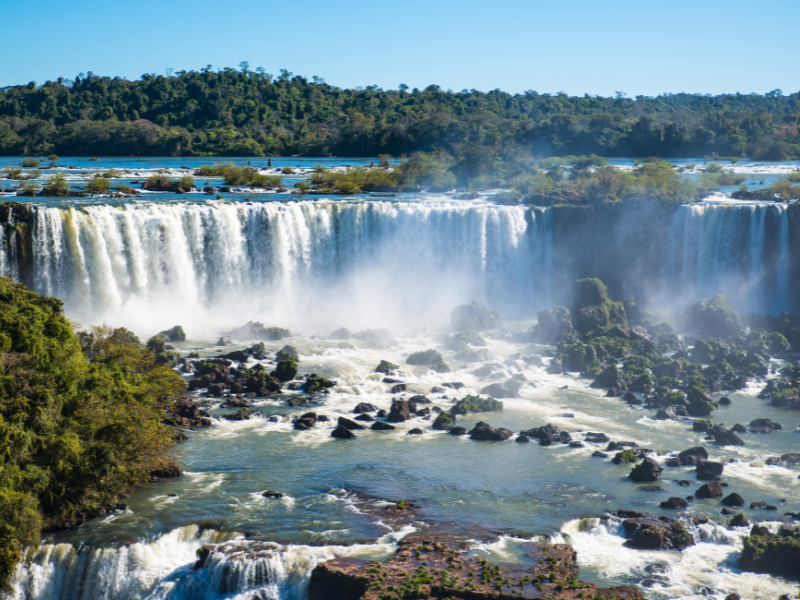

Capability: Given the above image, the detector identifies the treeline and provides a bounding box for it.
[0,67,798,158]
[0,278,184,589]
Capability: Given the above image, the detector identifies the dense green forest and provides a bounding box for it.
[0,66,798,159]
[0,279,183,589]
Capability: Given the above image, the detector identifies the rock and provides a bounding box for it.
[695,482,723,498]
[317,415,330,422]
[407,428,423,435]
[749,418,781,431]
[725,594,742,600]
[516,434,530,443]
[722,493,745,507]
[221,408,254,421]
[656,406,677,420]
[331,424,356,439]
[330,327,351,340]
[294,412,317,430]
[390,383,407,394]
[569,441,584,448]
[660,497,689,509]
[337,417,366,430]
[416,407,431,417]
[430,386,445,394]
[388,400,412,423]
[271,359,298,382]
[479,382,518,398]
[539,435,554,446]
[215,336,233,346]
[448,426,468,436]
[450,300,503,331]
[719,396,731,406]
[353,402,378,413]
[442,382,465,390]
[678,447,709,465]
[450,395,503,415]
[150,460,182,479]
[157,325,186,342]
[592,451,609,458]
[766,452,800,466]
[383,377,401,384]
[406,349,448,371]
[262,490,284,499]
[591,364,623,389]
[749,501,768,509]
[523,424,561,440]
[377,409,387,418]
[469,421,513,441]
[621,517,694,551]
[680,294,743,338]
[585,432,610,443]
[696,461,724,480]
[629,457,663,482]
[302,374,336,394]
[375,360,398,374]
[431,412,456,431]
[408,394,430,404]
[739,527,800,579]
[336,342,355,350]
[534,306,573,344]
[354,413,374,422]
[227,321,290,341]
[218,350,248,362]
[206,383,225,397]
[275,345,299,362]
[220,397,252,409]
[371,421,396,431]
[731,423,747,433]
[710,424,745,446]
[546,358,564,375]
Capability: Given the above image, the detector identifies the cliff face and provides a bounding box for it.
[0,202,35,288]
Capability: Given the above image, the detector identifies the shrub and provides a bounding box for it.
[21,158,39,168]
[41,173,70,196]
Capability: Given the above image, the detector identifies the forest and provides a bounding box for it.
[0,278,184,589]
[0,66,798,159]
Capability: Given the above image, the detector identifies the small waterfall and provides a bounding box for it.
[27,201,553,331]
[1,205,19,280]
[7,525,411,600]
[666,203,791,314]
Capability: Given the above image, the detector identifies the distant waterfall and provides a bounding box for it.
[667,203,791,314]
[28,201,554,331]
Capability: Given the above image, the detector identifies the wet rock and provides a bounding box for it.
[585,432,610,443]
[592,451,609,458]
[621,517,694,551]
[218,349,248,362]
[739,526,800,579]
[710,424,745,446]
[354,413,374,422]
[516,434,530,443]
[591,364,623,389]
[660,497,689,509]
[330,327,351,340]
[696,461,725,480]
[724,594,741,600]
[719,396,731,406]
[479,382,518,398]
[388,399,412,422]
[294,412,317,430]
[546,358,564,375]
[336,342,355,350]
[215,336,233,346]
[390,383,407,393]
[750,418,781,432]
[450,300,503,331]
[331,424,356,439]
[220,397,252,409]
[221,408,254,421]
[416,407,431,417]
[375,360,398,374]
[371,421,396,431]
[150,460,182,479]
[656,406,678,420]
[766,452,800,466]
[677,447,709,465]
[382,377,401,384]
[262,490,284,498]
[722,493,745,507]
[731,423,747,433]
[337,417,366,430]
[450,395,503,416]
[695,482,723,498]
[302,373,336,394]
[271,359,298,382]
[749,501,768,509]
[442,382,465,390]
[407,428,423,435]
[629,457,663,482]
[377,409,388,418]
[430,386,445,393]
[523,424,561,440]
[408,394,430,404]
[448,426,468,436]
[353,402,378,413]
[569,441,584,448]
[431,412,456,431]
[275,345,299,362]
[469,421,513,441]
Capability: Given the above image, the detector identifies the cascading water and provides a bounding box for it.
[29,200,553,332]
[666,203,791,315]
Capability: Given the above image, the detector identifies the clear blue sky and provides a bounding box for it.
[3,0,798,96]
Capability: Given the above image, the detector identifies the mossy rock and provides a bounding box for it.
[157,325,186,342]
[450,300,503,331]
[449,395,503,416]
[271,359,298,382]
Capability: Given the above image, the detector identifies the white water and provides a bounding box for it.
[8,525,413,600]
[30,200,552,333]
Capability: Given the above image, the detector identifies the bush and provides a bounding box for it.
[85,176,112,194]
[21,158,39,168]
[41,173,70,197]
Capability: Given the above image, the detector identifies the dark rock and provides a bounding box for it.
[710,424,745,446]
[442,382,465,390]
[407,428,423,435]
[719,396,731,406]
[750,501,767,509]
[431,412,456,431]
[656,406,677,420]
[516,434,530,443]
[695,482,723,498]
[766,452,800,466]
[219,350,248,362]
[678,446,709,465]
[479,382,518,398]
[430,386,445,393]
[353,402,378,413]
[592,451,609,458]
[377,409,388,418]
[375,360,398,374]
[585,432,610,443]
[660,497,689,509]
[390,383,407,394]
[731,423,747,433]
[629,457,663,482]
[262,490,284,498]
[591,364,623,389]
[696,461,725,480]
[354,413,374,422]
[337,417,366,430]
[416,407,431,417]
[408,394,430,404]
[271,359,298,382]
[371,421,396,431]
[621,517,694,551]
[220,397,252,409]
[294,412,317,430]
[388,400,412,422]
[331,424,356,439]
[221,408,254,421]
[448,426,468,436]
[546,359,564,375]
[469,421,513,441]
[722,493,745,507]
[750,418,781,431]
[569,441,584,448]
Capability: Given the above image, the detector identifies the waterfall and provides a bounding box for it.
[27,200,552,332]
[666,203,791,314]
[7,525,411,600]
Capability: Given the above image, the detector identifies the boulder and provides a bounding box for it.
[261,490,284,498]
[721,493,745,507]
[275,345,299,362]
[546,359,564,375]
[448,426,468,436]
[390,383,407,393]
[710,425,745,446]
[695,482,723,499]
[479,382,519,398]
[337,417,366,430]
[157,325,186,342]
[407,428,423,435]
[696,461,725,480]
[215,336,233,346]
[621,517,694,551]
[516,434,530,443]
[585,432,610,443]
[388,400,412,423]
[353,402,378,413]
[729,514,749,527]
[660,497,689,509]
[375,360,398,374]
[749,418,781,432]
[469,421,513,441]
[449,395,503,416]
[331,424,356,439]
[591,364,623,389]
[271,359,298,382]
[371,421,396,431]
[677,447,709,466]
[629,457,663,482]
[354,414,374,422]
[450,300,503,331]
[534,306,573,344]
[766,453,800,466]
[294,412,317,430]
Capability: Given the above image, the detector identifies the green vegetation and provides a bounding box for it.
[40,173,69,196]
[20,158,38,168]
[0,278,183,589]
[406,349,450,372]
[0,67,797,160]
[194,162,282,188]
[142,173,194,192]
[449,395,503,415]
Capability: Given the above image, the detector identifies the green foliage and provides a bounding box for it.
[0,70,797,160]
[40,173,69,196]
[20,158,38,168]
[406,349,449,373]
[194,162,282,188]
[449,395,503,415]
[84,176,112,194]
[0,279,183,588]
[143,173,195,192]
